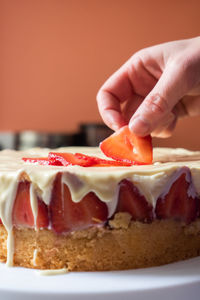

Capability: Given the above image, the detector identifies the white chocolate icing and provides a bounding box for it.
[30,184,38,228]
[35,268,68,276]
[32,249,38,267]
[0,146,200,267]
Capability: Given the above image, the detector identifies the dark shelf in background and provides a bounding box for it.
[0,123,113,150]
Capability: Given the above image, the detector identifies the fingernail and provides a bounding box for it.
[105,114,120,131]
[112,123,120,131]
[129,116,150,136]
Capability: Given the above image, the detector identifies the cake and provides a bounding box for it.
[0,145,200,271]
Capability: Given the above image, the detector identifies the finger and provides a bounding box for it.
[151,113,177,138]
[181,95,200,117]
[97,90,127,131]
[151,94,200,137]
[125,54,159,97]
[129,54,200,136]
[122,94,144,122]
[97,53,158,131]
[97,66,134,105]
[97,66,134,131]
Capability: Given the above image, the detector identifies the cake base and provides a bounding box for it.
[1,213,200,271]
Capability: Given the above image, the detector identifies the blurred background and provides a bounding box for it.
[0,0,200,150]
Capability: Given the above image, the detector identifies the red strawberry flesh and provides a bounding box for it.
[100,125,153,164]
[37,198,49,228]
[116,179,153,222]
[155,167,199,224]
[49,173,108,233]
[75,153,132,167]
[12,181,35,227]
[23,151,134,168]
[12,181,49,228]
[48,152,95,167]
[22,157,51,165]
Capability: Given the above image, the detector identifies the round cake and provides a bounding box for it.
[0,147,200,271]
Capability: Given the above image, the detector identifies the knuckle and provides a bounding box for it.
[169,54,198,90]
[132,50,144,62]
[96,89,107,108]
[145,93,170,115]
[96,90,102,104]
[172,56,191,79]
[128,50,146,72]
[151,113,177,138]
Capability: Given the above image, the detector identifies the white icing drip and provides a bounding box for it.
[106,185,120,218]
[185,169,197,198]
[35,268,68,276]
[32,249,38,266]
[131,171,176,208]
[191,168,200,196]
[26,169,56,205]
[158,167,197,200]
[6,230,15,267]
[30,184,38,228]
[0,171,21,266]
[61,173,119,218]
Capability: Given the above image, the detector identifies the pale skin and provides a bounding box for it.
[97,37,200,138]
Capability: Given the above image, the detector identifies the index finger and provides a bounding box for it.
[96,52,158,131]
[96,64,133,131]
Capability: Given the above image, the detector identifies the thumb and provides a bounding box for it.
[129,56,198,136]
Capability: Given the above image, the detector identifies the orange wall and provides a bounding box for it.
[1,0,200,149]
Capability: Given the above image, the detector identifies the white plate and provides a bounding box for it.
[0,257,200,300]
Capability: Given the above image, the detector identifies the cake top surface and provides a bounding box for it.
[1,146,200,207]
[1,146,200,175]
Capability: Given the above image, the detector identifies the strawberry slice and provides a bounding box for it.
[116,179,153,222]
[22,157,62,166]
[22,157,50,165]
[100,125,153,164]
[91,161,131,167]
[48,152,131,167]
[49,173,108,233]
[155,168,199,224]
[12,181,49,228]
[48,152,94,167]
[75,153,132,167]
[23,152,133,167]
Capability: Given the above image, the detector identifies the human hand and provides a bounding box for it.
[97,37,200,137]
